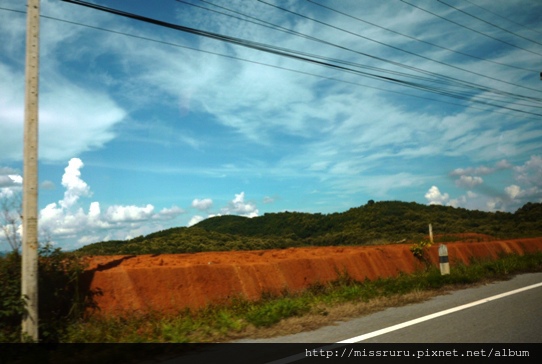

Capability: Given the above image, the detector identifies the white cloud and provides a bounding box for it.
[157,206,186,220]
[188,215,204,227]
[192,198,213,211]
[188,192,260,226]
[0,188,14,200]
[455,175,483,189]
[0,1,126,163]
[450,160,512,177]
[0,167,22,188]
[59,158,91,209]
[263,196,275,204]
[514,155,542,187]
[0,176,19,189]
[425,186,450,205]
[105,204,155,222]
[0,168,22,203]
[220,192,259,217]
[505,185,521,200]
[36,158,184,249]
[427,156,542,212]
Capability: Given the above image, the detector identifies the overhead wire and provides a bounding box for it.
[184,0,542,111]
[462,0,542,37]
[57,0,542,117]
[254,0,541,106]
[253,0,542,103]
[182,0,542,104]
[194,0,490,92]
[174,0,456,87]
[437,0,542,47]
[1,5,538,120]
[398,0,542,57]
[306,0,538,73]
[9,1,539,118]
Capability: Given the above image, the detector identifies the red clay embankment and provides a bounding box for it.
[82,236,542,316]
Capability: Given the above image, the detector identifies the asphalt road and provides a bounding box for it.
[145,273,541,364]
[237,272,542,343]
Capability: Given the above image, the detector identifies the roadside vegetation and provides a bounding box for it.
[0,245,89,343]
[2,249,540,343]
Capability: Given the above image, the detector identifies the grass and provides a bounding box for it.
[61,252,542,343]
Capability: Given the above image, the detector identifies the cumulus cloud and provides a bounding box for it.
[428,156,542,212]
[0,168,22,188]
[450,160,512,191]
[505,185,521,200]
[514,155,542,187]
[37,158,184,249]
[424,186,450,205]
[0,168,22,202]
[450,160,512,177]
[187,192,259,226]
[157,206,186,220]
[188,215,204,227]
[192,198,213,211]
[455,175,483,189]
[105,204,155,222]
[221,192,259,217]
[59,158,91,209]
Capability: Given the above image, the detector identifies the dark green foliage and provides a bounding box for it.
[0,252,25,342]
[77,201,542,255]
[0,246,92,342]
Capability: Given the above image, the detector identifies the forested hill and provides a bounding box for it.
[76,201,542,256]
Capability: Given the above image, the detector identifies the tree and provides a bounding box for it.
[0,191,22,253]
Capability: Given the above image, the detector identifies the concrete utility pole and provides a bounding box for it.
[22,0,40,342]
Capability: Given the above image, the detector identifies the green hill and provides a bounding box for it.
[76,201,542,256]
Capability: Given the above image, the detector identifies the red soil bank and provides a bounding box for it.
[82,237,542,316]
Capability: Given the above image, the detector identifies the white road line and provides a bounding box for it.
[265,281,542,364]
[338,281,542,343]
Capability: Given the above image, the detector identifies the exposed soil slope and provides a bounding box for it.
[82,236,542,316]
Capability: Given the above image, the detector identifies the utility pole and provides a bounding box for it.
[22,0,40,342]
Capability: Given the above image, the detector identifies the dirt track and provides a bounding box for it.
[82,235,542,316]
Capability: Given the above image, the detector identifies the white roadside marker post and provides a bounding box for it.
[439,244,450,275]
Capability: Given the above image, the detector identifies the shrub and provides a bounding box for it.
[0,252,25,342]
[0,245,92,342]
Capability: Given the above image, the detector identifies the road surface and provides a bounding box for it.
[237,272,542,343]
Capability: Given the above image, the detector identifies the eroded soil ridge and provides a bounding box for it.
[82,236,542,316]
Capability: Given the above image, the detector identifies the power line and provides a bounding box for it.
[16,9,538,120]
[4,3,539,113]
[198,0,485,91]
[437,0,542,47]
[5,2,537,117]
[306,0,538,73]
[462,0,542,37]
[58,0,542,117]
[254,0,542,101]
[398,0,542,57]
[185,0,539,101]
[196,0,542,108]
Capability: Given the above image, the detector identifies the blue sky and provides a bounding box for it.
[1,0,541,251]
